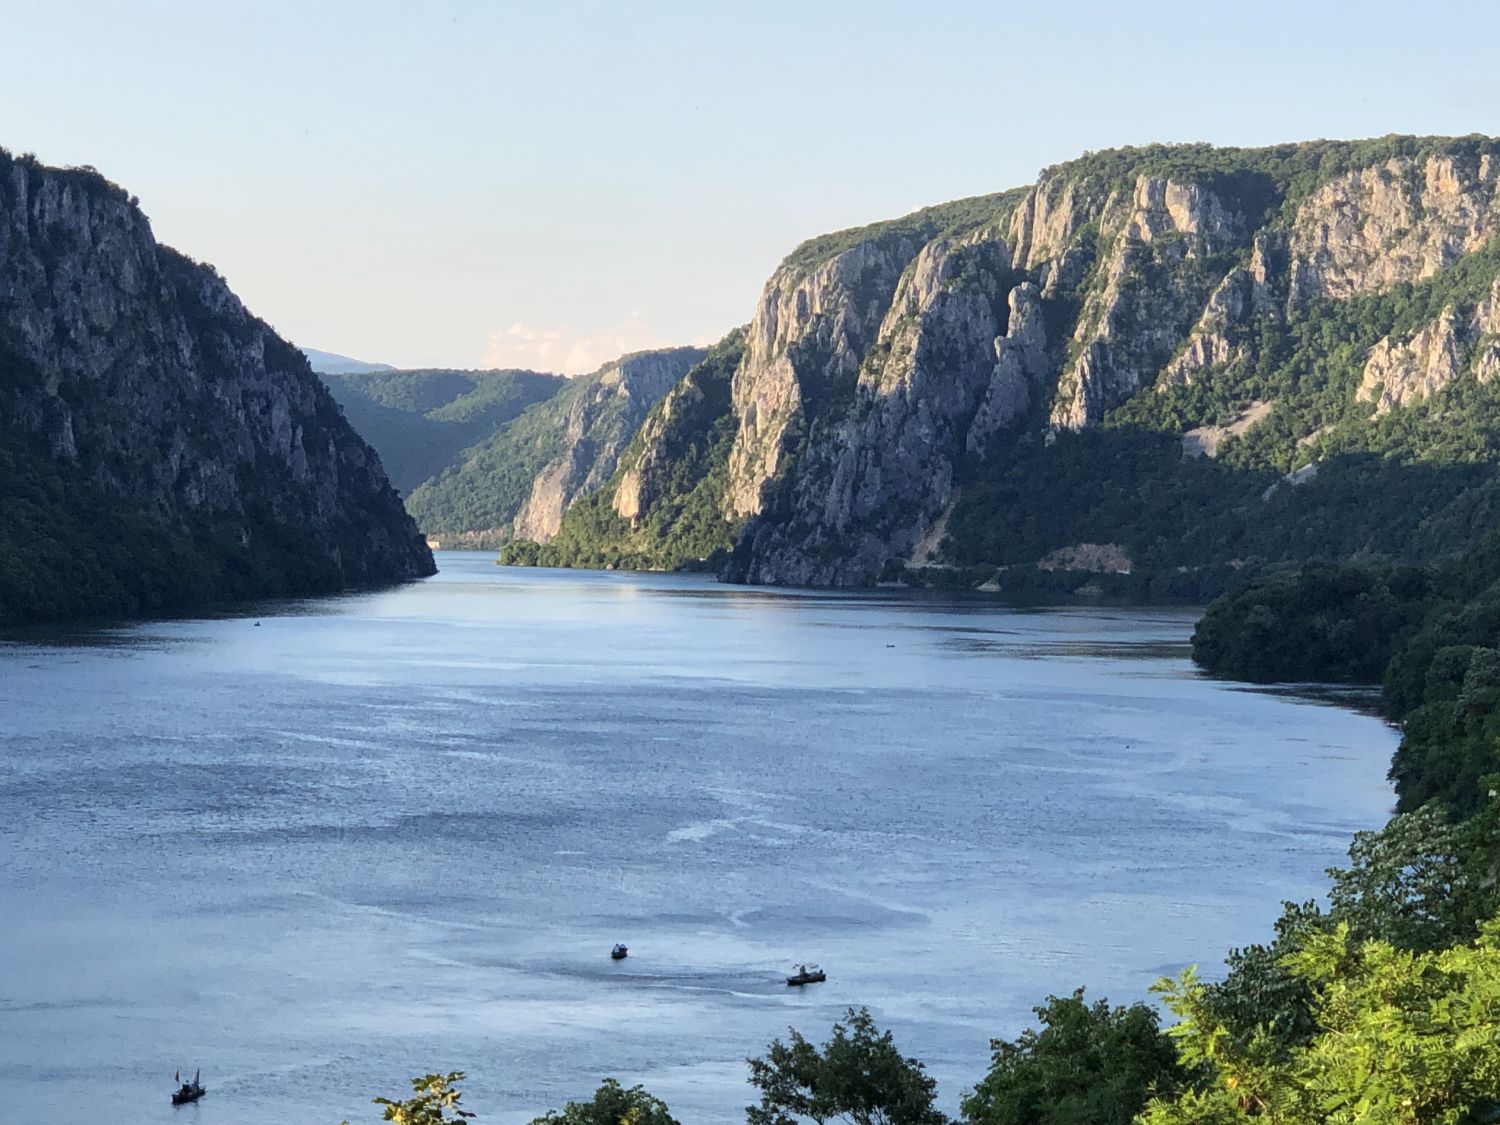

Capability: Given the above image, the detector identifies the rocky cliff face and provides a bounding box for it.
[732,231,1031,584]
[0,151,433,623]
[1358,279,1500,413]
[697,139,1500,584]
[1287,155,1500,304]
[515,137,1500,589]
[510,346,706,542]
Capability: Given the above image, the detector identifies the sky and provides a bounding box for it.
[4,0,1499,373]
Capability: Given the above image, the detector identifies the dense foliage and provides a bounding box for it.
[745,1007,948,1125]
[1190,562,1437,683]
[0,431,425,626]
[320,368,564,495]
[1142,922,1500,1124]
[347,1071,475,1124]
[529,1079,680,1125]
[960,991,1184,1125]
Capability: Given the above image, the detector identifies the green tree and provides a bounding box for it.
[959,988,1183,1125]
[1199,901,1326,1065]
[1326,802,1484,951]
[1142,919,1500,1125]
[746,1007,948,1125]
[348,1072,475,1124]
[530,1078,678,1125]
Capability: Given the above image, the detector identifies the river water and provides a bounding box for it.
[0,554,1395,1124]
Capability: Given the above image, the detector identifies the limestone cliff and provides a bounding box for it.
[510,346,706,542]
[521,136,1500,590]
[733,231,1031,584]
[396,347,698,550]
[0,150,433,624]
[1358,279,1500,412]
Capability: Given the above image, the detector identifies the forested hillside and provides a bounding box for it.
[0,150,433,625]
[318,367,564,495]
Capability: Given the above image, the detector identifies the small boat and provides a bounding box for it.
[172,1085,206,1106]
[610,943,628,960]
[171,1070,206,1105]
[786,963,825,986]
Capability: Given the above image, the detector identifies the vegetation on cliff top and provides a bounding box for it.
[782,189,1029,276]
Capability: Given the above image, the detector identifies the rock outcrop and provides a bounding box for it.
[1050,176,1254,429]
[0,151,433,623]
[512,346,705,542]
[1288,154,1500,304]
[1360,278,1500,413]
[725,234,927,519]
[733,232,1033,584]
[1360,308,1470,414]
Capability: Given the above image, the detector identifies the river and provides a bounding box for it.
[0,553,1396,1124]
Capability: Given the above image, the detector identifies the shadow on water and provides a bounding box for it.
[0,576,425,648]
[958,638,1195,660]
[1236,682,1389,718]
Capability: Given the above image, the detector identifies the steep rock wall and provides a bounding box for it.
[0,152,432,622]
[525,137,1500,589]
[512,346,705,541]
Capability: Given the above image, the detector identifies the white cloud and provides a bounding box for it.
[480,310,669,375]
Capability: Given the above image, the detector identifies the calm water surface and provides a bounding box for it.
[0,554,1396,1124]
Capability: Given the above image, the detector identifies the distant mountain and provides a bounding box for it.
[0,150,434,625]
[302,347,396,374]
[318,368,566,496]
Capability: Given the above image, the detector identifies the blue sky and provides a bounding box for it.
[5,1,1498,371]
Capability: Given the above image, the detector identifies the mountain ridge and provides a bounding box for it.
[302,347,395,374]
[502,134,1500,592]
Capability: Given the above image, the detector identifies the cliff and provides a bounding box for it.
[501,331,747,571]
[404,346,705,548]
[517,135,1500,591]
[0,150,434,624]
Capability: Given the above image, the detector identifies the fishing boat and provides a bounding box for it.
[171,1070,205,1105]
[611,943,628,960]
[786,963,825,986]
